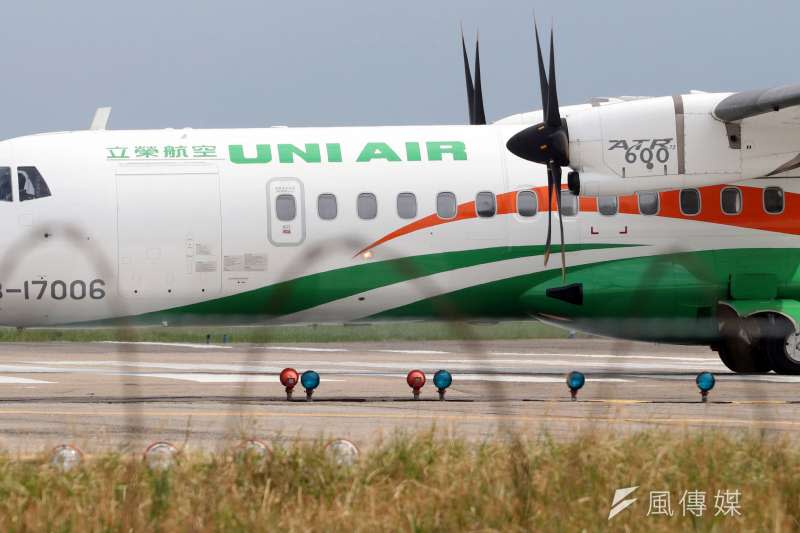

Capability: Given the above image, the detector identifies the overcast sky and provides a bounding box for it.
[0,1,797,139]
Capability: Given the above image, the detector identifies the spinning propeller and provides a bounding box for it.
[505,22,571,279]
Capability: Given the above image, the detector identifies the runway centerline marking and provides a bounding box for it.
[0,377,53,384]
[265,346,349,352]
[97,341,232,350]
[486,352,721,363]
[374,349,450,355]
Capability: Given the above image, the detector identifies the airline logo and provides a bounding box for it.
[608,486,639,520]
[229,141,468,164]
[106,141,468,163]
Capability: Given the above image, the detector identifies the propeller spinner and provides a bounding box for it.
[506,24,570,279]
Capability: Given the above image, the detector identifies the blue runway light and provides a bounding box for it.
[567,371,585,390]
[433,370,452,401]
[567,371,585,401]
[696,371,715,402]
[433,370,452,390]
[301,370,320,401]
[301,370,320,389]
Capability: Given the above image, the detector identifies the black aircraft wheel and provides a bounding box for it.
[715,308,771,373]
[759,313,800,375]
[716,337,771,373]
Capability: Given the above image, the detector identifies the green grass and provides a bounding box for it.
[0,429,795,531]
[0,320,573,344]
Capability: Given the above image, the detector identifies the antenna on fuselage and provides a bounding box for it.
[89,107,112,131]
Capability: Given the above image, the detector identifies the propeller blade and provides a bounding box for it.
[544,166,553,266]
[534,20,549,120]
[552,163,567,280]
[473,37,486,125]
[506,25,568,165]
[461,31,475,125]
[509,21,569,279]
[546,29,561,128]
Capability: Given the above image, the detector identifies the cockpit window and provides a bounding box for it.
[0,167,11,202]
[18,166,51,201]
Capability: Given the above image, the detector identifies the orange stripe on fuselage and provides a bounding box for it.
[355,190,520,256]
[650,185,800,234]
[355,184,800,257]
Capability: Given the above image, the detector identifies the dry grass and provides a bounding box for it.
[0,429,797,531]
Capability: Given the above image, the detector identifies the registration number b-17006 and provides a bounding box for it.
[0,279,106,300]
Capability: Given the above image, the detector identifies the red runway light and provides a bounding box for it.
[280,368,299,400]
[280,368,299,387]
[406,369,426,400]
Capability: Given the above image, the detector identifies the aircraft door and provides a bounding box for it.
[267,178,306,246]
[117,165,222,298]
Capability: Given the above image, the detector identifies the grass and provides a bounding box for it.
[0,429,795,531]
[0,320,573,344]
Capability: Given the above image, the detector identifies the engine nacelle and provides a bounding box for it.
[560,90,800,196]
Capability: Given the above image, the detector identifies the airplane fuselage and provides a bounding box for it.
[1,118,800,351]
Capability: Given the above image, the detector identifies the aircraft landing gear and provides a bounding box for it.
[715,307,771,373]
[759,313,800,375]
[716,310,800,374]
[715,338,771,374]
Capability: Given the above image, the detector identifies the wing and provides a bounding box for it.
[713,84,800,122]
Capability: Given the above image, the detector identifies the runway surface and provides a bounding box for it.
[0,338,797,452]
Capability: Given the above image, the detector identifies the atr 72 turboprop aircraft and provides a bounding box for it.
[2,26,800,374]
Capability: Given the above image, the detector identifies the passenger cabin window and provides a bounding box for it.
[598,195,617,216]
[764,186,784,214]
[436,192,457,219]
[317,193,337,220]
[680,189,701,216]
[397,192,417,219]
[559,191,578,216]
[475,191,496,218]
[638,191,659,215]
[0,167,11,202]
[516,190,537,217]
[275,194,297,221]
[18,166,51,202]
[721,187,742,215]
[357,192,378,220]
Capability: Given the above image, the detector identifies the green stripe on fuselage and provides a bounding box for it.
[109,243,634,325]
[375,248,800,344]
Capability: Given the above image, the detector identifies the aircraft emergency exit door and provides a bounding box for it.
[267,178,306,246]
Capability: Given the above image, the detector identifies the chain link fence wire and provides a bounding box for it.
[0,221,782,458]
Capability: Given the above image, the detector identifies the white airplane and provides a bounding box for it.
[2,26,800,374]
